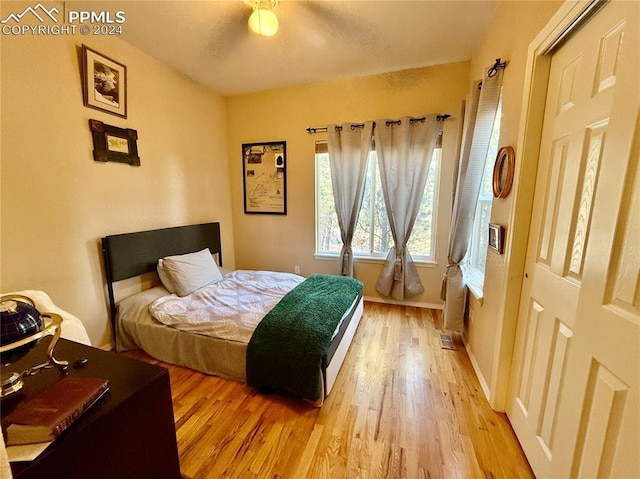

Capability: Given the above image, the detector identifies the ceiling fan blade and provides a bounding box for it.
[207,7,253,59]
[286,2,377,46]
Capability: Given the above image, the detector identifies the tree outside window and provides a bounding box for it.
[316,145,440,261]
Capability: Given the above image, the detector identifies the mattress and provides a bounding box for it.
[116,272,360,383]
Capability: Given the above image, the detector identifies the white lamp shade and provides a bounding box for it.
[248,8,278,36]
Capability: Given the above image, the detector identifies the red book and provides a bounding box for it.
[2,377,109,445]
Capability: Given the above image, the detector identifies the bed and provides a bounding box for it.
[101,222,364,404]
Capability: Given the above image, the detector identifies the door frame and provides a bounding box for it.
[490,0,610,410]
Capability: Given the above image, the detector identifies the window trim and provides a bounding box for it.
[313,251,438,268]
[462,262,485,302]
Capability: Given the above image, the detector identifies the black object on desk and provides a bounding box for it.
[1,339,181,479]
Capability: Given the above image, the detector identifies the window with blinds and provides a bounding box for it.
[464,98,502,287]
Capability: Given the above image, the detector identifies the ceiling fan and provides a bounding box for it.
[205,1,366,60]
[242,0,356,38]
[246,0,279,37]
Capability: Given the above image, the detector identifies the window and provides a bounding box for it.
[315,142,440,262]
[464,100,502,286]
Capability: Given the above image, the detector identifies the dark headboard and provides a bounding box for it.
[101,222,222,336]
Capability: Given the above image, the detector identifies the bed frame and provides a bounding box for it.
[101,222,363,400]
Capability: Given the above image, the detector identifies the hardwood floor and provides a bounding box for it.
[123,302,534,479]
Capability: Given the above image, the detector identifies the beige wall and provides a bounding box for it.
[0,11,234,348]
[226,62,470,307]
[464,0,562,408]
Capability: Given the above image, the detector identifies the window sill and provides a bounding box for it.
[314,253,437,268]
[462,265,484,304]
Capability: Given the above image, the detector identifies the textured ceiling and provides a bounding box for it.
[112,0,499,96]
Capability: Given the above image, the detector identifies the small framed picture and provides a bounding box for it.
[89,119,140,166]
[488,223,505,254]
[82,45,127,118]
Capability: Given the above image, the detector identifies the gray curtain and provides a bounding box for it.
[326,121,374,277]
[374,115,441,300]
[442,68,504,331]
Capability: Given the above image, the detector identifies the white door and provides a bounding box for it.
[507,1,639,477]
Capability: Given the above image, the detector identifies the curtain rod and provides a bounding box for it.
[487,58,508,77]
[479,58,509,89]
[306,114,451,134]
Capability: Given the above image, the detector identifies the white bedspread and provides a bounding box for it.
[149,270,304,343]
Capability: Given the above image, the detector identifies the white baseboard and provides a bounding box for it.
[462,334,492,403]
[363,295,444,310]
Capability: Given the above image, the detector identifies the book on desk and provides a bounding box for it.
[2,376,109,446]
[3,339,180,479]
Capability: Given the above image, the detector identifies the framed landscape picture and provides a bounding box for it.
[82,45,127,118]
[242,141,286,214]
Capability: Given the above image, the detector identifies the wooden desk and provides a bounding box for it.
[1,339,180,479]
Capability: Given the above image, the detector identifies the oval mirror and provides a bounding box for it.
[492,146,515,199]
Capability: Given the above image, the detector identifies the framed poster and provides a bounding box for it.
[242,141,286,214]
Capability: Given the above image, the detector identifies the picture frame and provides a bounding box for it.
[82,45,127,118]
[90,119,140,166]
[242,141,286,215]
[488,223,505,254]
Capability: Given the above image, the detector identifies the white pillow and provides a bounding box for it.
[161,248,223,296]
[157,259,176,294]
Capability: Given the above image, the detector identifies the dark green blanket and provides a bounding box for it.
[246,274,363,401]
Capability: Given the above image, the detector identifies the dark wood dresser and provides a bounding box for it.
[1,339,181,479]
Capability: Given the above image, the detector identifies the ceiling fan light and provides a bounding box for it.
[248,8,278,37]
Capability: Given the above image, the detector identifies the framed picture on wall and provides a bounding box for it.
[488,223,505,254]
[90,119,140,166]
[82,45,127,118]
[242,141,286,215]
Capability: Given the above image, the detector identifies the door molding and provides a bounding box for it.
[490,0,610,410]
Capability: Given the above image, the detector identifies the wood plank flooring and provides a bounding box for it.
[123,302,534,479]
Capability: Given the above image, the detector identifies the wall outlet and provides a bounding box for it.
[294,265,301,274]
